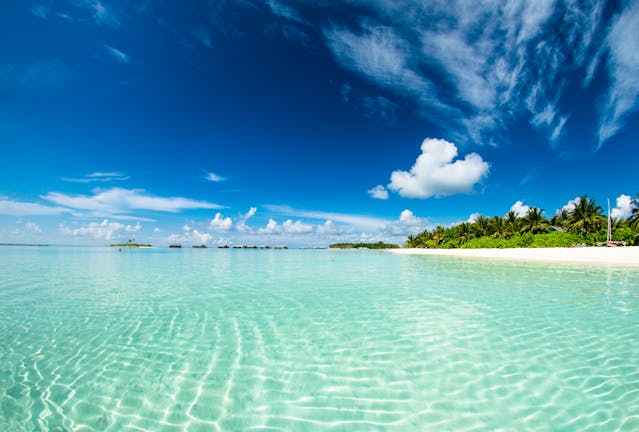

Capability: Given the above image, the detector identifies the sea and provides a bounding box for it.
[1,246,638,431]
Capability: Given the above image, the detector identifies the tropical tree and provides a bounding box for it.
[628,194,639,230]
[472,216,492,238]
[489,216,506,238]
[503,211,520,238]
[520,207,550,234]
[566,195,605,235]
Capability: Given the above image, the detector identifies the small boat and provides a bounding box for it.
[169,243,182,248]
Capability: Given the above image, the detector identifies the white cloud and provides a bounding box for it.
[381,209,430,236]
[264,204,390,230]
[60,219,140,240]
[90,0,119,27]
[324,24,437,107]
[31,5,49,19]
[236,207,257,232]
[611,194,635,219]
[317,220,337,234]
[23,222,43,234]
[206,172,224,182]
[41,187,223,216]
[387,138,489,199]
[0,198,73,216]
[61,172,129,183]
[210,212,233,231]
[317,1,614,148]
[561,196,582,212]
[467,212,481,223]
[368,185,389,200]
[509,200,530,217]
[104,45,129,63]
[183,224,191,232]
[167,229,212,246]
[153,227,161,233]
[598,0,639,147]
[258,219,314,235]
[267,0,304,23]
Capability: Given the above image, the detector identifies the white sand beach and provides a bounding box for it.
[390,246,639,265]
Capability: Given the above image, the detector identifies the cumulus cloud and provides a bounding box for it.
[381,209,430,236]
[316,220,338,234]
[509,200,530,217]
[387,138,489,199]
[168,229,212,246]
[258,219,314,235]
[41,187,223,217]
[210,212,233,231]
[561,196,582,212]
[467,212,481,223]
[611,194,635,219]
[60,219,140,240]
[368,185,389,200]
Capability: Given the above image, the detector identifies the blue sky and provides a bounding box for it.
[1,0,638,246]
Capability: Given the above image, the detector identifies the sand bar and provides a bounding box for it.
[390,246,639,265]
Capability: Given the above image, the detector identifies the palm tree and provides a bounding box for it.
[472,216,491,238]
[628,194,639,230]
[551,208,570,230]
[503,211,520,238]
[520,207,550,234]
[490,216,506,238]
[566,195,605,235]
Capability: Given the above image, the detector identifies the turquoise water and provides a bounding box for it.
[1,247,638,431]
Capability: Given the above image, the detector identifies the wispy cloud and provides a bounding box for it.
[61,172,130,183]
[205,172,225,182]
[325,24,439,110]
[0,198,73,216]
[598,0,639,148]
[41,187,224,217]
[31,5,49,19]
[315,0,625,148]
[104,45,129,63]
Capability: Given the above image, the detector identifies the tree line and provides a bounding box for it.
[405,194,639,248]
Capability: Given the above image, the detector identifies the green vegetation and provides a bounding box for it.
[330,241,399,249]
[110,243,152,247]
[406,194,639,249]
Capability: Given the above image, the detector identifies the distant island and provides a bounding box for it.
[330,242,400,249]
[405,194,639,249]
[110,243,152,248]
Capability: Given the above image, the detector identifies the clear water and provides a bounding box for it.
[1,247,638,431]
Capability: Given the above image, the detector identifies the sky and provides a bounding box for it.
[1,0,638,247]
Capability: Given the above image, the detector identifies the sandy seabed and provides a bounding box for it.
[390,246,639,265]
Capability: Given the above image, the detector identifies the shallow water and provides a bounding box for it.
[1,246,638,431]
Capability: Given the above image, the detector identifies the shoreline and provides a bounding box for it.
[389,246,639,265]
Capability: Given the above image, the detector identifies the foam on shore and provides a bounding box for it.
[389,246,639,265]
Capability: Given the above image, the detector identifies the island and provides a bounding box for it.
[330,241,400,249]
[110,243,152,248]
